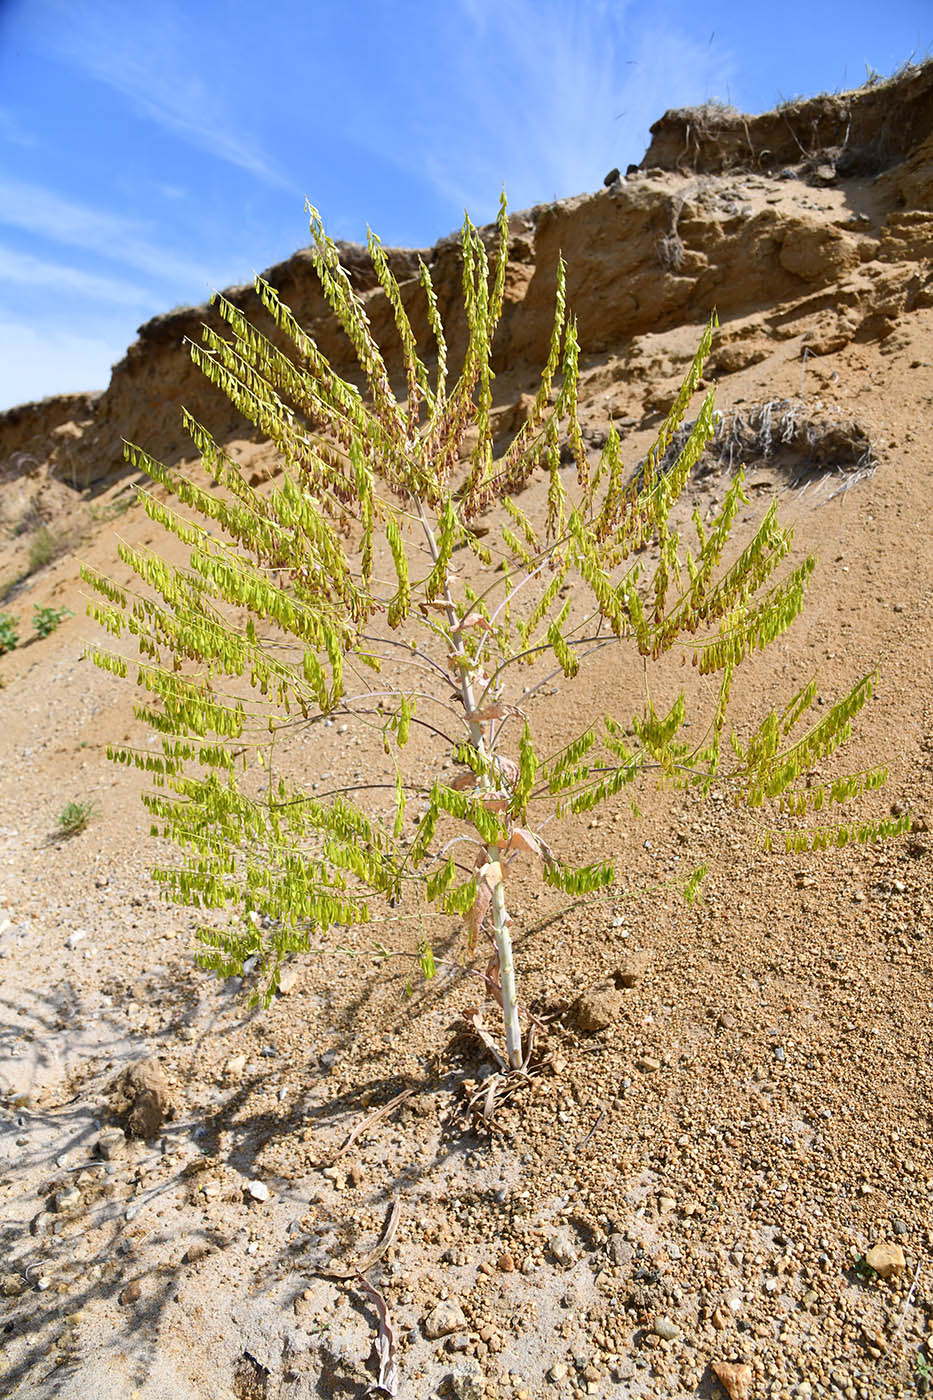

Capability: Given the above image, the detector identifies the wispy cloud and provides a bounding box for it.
[31,0,290,189]
[388,0,737,222]
[0,175,217,290]
[0,245,151,307]
[0,107,38,149]
[0,317,123,410]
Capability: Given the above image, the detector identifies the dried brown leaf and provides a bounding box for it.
[452,611,493,634]
[357,1275,399,1397]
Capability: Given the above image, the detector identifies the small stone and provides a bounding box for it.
[651,1315,679,1341]
[276,965,299,995]
[119,1280,142,1305]
[246,1180,270,1203]
[802,1288,818,1306]
[772,1045,786,1062]
[347,1163,363,1187]
[30,1211,53,1237]
[96,1127,126,1160]
[571,982,624,1033]
[66,930,86,950]
[548,1231,577,1267]
[497,1251,515,1272]
[636,1056,661,1073]
[53,1186,81,1213]
[891,1219,909,1235]
[864,1241,906,1279]
[424,1298,467,1338]
[608,1234,633,1268]
[711,1305,729,1330]
[451,1362,484,1399]
[549,1361,569,1382]
[712,1360,753,1400]
[1,1274,25,1298]
[615,951,649,987]
[224,1053,247,1077]
[182,1241,213,1264]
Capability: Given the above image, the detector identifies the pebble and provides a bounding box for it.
[424,1299,467,1338]
[182,1241,213,1264]
[119,1280,142,1305]
[651,1315,679,1341]
[712,1360,753,1400]
[276,965,298,995]
[0,1274,25,1298]
[497,1250,515,1272]
[246,1180,270,1203]
[30,1211,53,1237]
[636,1056,661,1073]
[53,1186,81,1213]
[65,930,86,950]
[773,1045,786,1062]
[548,1231,578,1267]
[96,1127,126,1160]
[549,1361,569,1382]
[864,1241,905,1278]
[608,1235,634,1268]
[451,1363,484,1399]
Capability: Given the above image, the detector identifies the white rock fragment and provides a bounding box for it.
[424,1298,467,1338]
[548,1231,578,1267]
[246,1179,270,1203]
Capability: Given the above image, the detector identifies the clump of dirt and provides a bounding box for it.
[109,1056,175,1139]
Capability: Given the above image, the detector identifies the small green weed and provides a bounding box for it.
[916,1349,931,1396]
[33,605,73,639]
[56,800,96,838]
[0,613,19,654]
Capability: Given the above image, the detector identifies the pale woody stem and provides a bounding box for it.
[489,846,523,1069]
[412,492,523,1068]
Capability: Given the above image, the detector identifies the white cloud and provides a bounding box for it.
[0,175,217,290]
[0,319,122,411]
[409,0,736,219]
[0,245,151,306]
[0,107,38,149]
[30,0,290,189]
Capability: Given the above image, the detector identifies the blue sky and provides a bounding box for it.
[0,0,929,411]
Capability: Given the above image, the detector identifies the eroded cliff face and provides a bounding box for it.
[1,63,931,506]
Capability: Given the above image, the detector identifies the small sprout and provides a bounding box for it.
[33,604,73,639]
[0,613,18,655]
[56,800,97,838]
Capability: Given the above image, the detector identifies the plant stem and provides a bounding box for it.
[489,845,522,1069]
[412,490,524,1067]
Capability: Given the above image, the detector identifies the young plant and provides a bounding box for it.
[56,799,96,838]
[84,196,905,1068]
[0,613,18,655]
[33,604,73,639]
